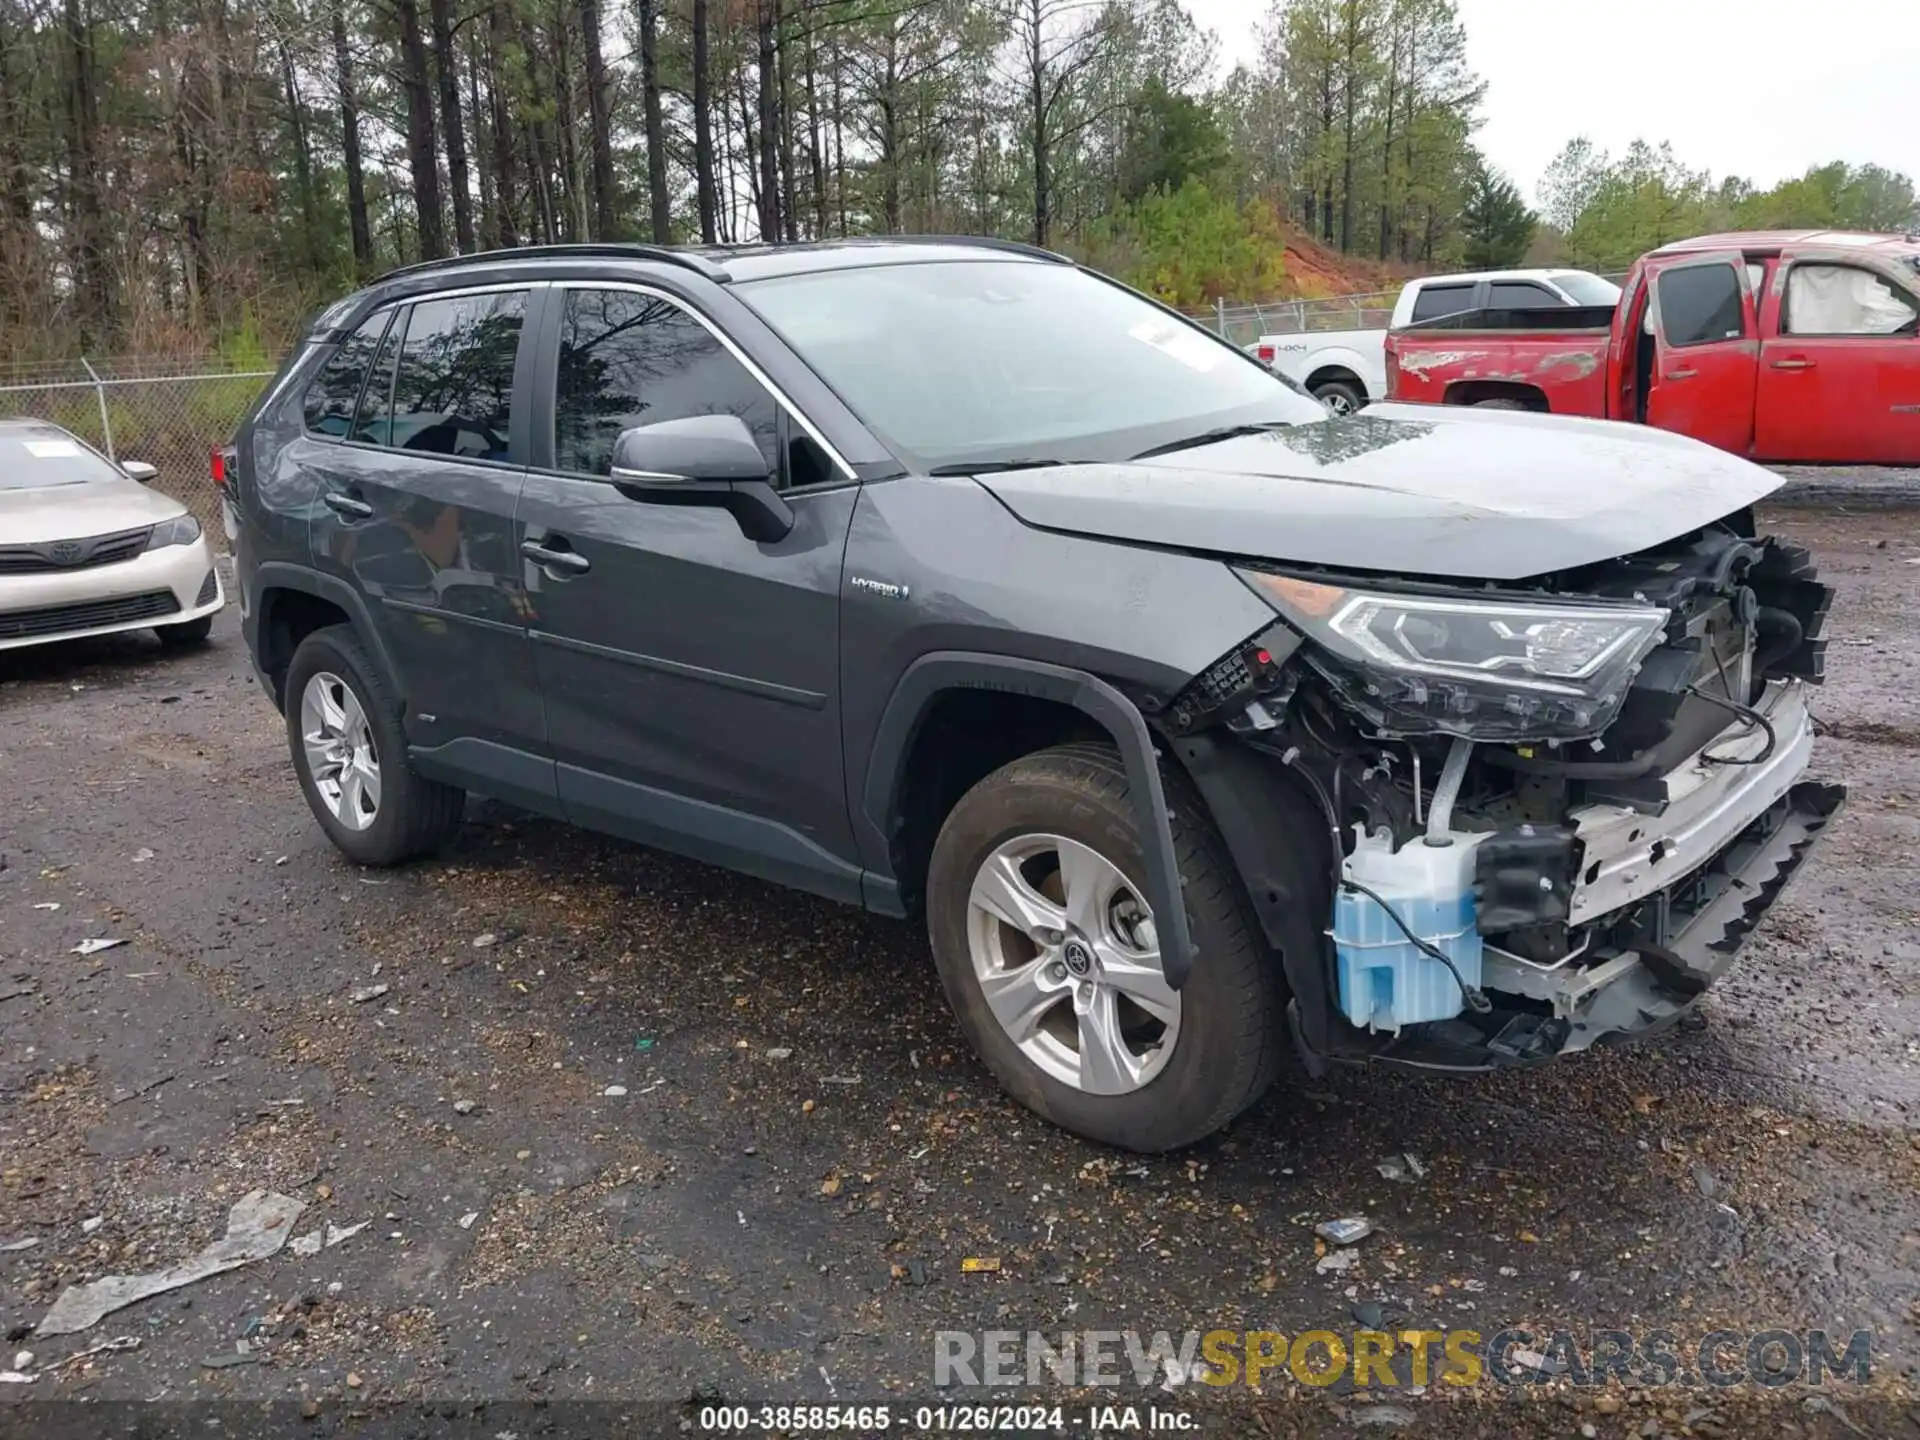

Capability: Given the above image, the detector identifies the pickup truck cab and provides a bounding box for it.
[1250,269,1618,414]
[1385,231,1920,464]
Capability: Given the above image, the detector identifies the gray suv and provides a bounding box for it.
[230,238,1842,1151]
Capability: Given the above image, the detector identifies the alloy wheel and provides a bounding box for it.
[300,671,381,831]
[964,833,1179,1095]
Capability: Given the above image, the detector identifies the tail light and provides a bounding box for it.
[1257,344,1276,365]
[211,445,236,491]
[1383,342,1399,397]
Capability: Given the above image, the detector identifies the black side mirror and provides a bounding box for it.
[610,415,793,543]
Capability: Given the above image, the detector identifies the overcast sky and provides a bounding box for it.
[1184,0,1920,205]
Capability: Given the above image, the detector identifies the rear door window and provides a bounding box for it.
[1656,263,1747,346]
[1488,281,1563,309]
[384,290,529,461]
[302,312,391,437]
[1410,284,1473,322]
[1782,263,1919,336]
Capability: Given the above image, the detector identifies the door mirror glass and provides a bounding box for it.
[121,459,158,484]
[611,415,775,484]
[611,416,793,543]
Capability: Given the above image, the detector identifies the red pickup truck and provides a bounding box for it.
[1383,230,1920,464]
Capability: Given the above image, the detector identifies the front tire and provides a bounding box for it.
[926,743,1283,1152]
[284,624,463,866]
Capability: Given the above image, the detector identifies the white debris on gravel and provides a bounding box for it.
[36,1190,306,1336]
[348,983,389,1004]
[1316,1217,1374,1245]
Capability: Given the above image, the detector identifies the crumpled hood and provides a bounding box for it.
[0,477,189,545]
[975,403,1785,581]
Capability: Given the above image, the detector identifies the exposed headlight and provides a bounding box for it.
[145,514,202,550]
[1237,569,1668,741]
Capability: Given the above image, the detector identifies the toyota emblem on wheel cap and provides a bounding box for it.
[1062,939,1095,977]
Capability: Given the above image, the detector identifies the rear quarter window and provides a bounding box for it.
[302,311,392,437]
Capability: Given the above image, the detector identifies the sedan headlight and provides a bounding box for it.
[1237,569,1668,741]
[144,514,202,550]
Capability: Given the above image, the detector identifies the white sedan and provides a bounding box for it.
[0,419,225,652]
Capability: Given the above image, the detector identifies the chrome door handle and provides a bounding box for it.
[1770,358,1815,371]
[1664,367,1698,380]
[520,539,590,575]
[322,492,373,520]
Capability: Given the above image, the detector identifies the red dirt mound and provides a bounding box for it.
[1280,229,1418,298]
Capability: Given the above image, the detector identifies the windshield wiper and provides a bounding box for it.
[926,458,1083,476]
[1128,422,1293,461]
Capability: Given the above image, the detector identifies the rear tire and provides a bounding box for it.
[284,624,464,867]
[1312,378,1366,416]
[157,615,214,647]
[926,742,1284,1152]
[1472,397,1532,411]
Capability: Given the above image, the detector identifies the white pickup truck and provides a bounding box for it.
[1247,268,1622,414]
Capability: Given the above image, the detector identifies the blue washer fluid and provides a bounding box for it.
[1332,828,1485,1033]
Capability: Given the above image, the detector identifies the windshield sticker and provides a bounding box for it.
[23,440,82,458]
[1127,319,1221,373]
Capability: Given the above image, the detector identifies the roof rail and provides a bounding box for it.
[372,243,732,286]
[847,233,1073,264]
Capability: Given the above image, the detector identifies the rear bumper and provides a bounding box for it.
[0,538,224,651]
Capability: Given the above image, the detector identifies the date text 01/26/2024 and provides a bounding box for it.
[696,1405,1198,1431]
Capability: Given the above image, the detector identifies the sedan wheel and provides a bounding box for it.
[965,832,1180,1096]
[299,670,382,832]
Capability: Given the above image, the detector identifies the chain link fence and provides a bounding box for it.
[0,358,275,540]
[1185,291,1396,348]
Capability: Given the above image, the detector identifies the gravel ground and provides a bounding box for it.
[2,474,1918,1439]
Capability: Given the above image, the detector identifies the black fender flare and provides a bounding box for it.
[253,561,405,707]
[861,651,1196,990]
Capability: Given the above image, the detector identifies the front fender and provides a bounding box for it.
[860,652,1197,990]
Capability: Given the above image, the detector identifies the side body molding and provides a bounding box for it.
[861,651,1196,990]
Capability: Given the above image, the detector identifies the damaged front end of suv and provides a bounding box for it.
[1162,513,1843,1075]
